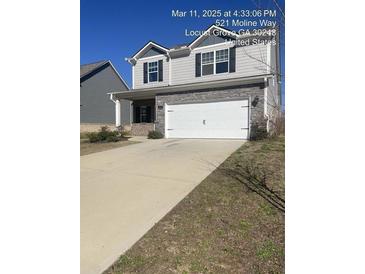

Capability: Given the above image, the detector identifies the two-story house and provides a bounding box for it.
[110,25,281,139]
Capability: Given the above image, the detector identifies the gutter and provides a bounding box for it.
[109,93,116,103]
[126,57,136,65]
[108,74,273,99]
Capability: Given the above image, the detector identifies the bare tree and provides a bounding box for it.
[240,0,285,136]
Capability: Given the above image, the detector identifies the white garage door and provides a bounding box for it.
[165,100,249,139]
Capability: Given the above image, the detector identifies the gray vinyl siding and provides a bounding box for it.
[196,35,230,48]
[133,55,169,89]
[140,47,166,58]
[120,99,132,125]
[170,43,269,86]
[133,43,269,89]
[80,64,130,124]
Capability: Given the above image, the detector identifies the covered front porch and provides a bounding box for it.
[110,92,157,136]
[130,98,156,136]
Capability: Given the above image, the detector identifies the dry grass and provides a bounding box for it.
[80,139,139,156]
[105,136,285,274]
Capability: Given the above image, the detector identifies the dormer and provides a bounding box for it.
[128,41,170,89]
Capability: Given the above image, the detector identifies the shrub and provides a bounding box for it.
[87,126,121,143]
[250,123,268,141]
[106,135,120,142]
[87,132,100,143]
[147,130,164,139]
[270,113,285,137]
[120,130,131,138]
[98,126,114,141]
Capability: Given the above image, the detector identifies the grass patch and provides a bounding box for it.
[80,132,89,139]
[238,219,251,235]
[190,260,208,273]
[80,128,139,156]
[256,240,282,261]
[260,203,277,216]
[80,140,139,156]
[118,255,147,268]
[105,136,285,274]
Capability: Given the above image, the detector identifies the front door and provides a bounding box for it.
[135,105,152,123]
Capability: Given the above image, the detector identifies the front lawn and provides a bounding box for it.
[80,139,139,156]
[80,127,140,156]
[105,136,285,274]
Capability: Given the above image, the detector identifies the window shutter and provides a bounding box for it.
[195,53,201,77]
[158,60,163,82]
[143,62,148,83]
[229,47,236,73]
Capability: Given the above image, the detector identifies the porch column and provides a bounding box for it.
[115,99,121,127]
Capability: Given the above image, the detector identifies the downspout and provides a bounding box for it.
[109,94,121,128]
[167,52,171,86]
[265,42,271,133]
[264,77,270,132]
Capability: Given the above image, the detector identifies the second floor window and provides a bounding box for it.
[148,61,158,82]
[201,49,229,76]
[216,49,229,74]
[202,52,214,76]
[196,47,235,78]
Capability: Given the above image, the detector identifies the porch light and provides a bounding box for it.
[252,96,259,107]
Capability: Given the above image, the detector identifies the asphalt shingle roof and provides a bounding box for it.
[80,60,108,78]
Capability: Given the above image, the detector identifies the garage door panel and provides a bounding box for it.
[168,128,248,139]
[166,100,249,139]
[168,110,206,124]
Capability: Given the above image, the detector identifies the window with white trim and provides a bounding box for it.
[215,49,229,74]
[200,49,230,76]
[201,51,214,76]
[148,61,158,82]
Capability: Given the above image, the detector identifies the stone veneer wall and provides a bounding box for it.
[155,84,266,138]
[80,123,116,133]
[131,123,155,136]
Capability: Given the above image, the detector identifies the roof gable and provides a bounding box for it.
[131,41,169,60]
[195,34,234,48]
[189,25,238,49]
[140,47,166,58]
[80,60,129,89]
[127,25,239,64]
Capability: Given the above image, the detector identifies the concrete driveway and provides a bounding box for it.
[81,138,245,274]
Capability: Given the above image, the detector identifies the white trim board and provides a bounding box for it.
[138,54,166,61]
[189,25,239,50]
[191,41,235,52]
[132,41,169,59]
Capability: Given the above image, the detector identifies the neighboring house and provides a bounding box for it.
[80,60,130,129]
[110,25,281,139]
